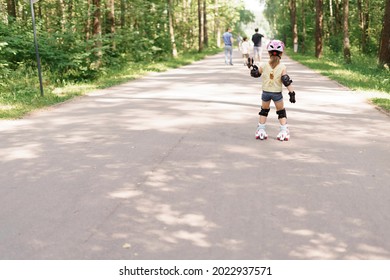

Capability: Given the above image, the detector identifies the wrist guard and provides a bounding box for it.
[250,65,261,78]
[288,91,296,103]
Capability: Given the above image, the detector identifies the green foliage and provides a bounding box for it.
[0,21,101,81]
[290,49,390,94]
[328,34,343,53]
[264,0,386,56]
[239,9,255,24]
[289,49,390,112]
[0,45,220,119]
[234,9,255,36]
[0,0,249,119]
[0,42,11,86]
[0,22,36,68]
[372,98,390,112]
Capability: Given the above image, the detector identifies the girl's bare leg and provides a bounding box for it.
[274,100,289,140]
[256,101,271,140]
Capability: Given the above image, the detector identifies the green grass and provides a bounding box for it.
[0,48,221,119]
[288,50,390,113]
[5,47,388,119]
[372,98,390,112]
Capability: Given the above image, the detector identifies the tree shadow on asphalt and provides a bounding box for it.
[1,52,390,260]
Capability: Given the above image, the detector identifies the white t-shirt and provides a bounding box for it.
[240,41,250,54]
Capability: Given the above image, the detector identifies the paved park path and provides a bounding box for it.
[1,50,389,260]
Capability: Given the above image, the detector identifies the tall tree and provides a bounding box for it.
[120,0,126,28]
[290,0,298,52]
[198,0,204,51]
[106,0,116,50]
[181,0,190,50]
[379,0,390,67]
[215,0,221,48]
[168,0,178,57]
[329,0,334,34]
[315,0,323,58]
[6,0,17,22]
[343,0,351,63]
[357,0,370,53]
[301,0,307,53]
[86,0,92,41]
[203,0,208,47]
[57,0,66,31]
[93,0,102,67]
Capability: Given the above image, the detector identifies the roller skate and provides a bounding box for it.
[255,124,268,140]
[277,125,290,141]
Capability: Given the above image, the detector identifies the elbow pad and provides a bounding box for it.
[281,74,293,86]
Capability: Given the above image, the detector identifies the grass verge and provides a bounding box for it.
[371,98,390,112]
[0,48,221,119]
[288,50,390,114]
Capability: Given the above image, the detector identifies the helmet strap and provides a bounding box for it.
[270,51,281,58]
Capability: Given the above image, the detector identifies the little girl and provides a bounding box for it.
[240,37,250,66]
[248,40,296,141]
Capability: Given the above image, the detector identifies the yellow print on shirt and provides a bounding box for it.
[260,62,286,92]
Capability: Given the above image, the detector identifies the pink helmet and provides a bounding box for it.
[267,40,285,53]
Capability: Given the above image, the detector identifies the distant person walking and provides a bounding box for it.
[222,28,233,65]
[248,40,296,141]
[251,28,264,63]
[240,36,250,66]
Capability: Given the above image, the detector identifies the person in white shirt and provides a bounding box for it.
[240,37,250,66]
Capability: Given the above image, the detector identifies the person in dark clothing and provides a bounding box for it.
[251,28,264,63]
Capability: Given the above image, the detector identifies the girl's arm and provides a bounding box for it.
[282,68,296,103]
[281,68,294,92]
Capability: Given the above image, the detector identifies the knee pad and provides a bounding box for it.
[276,108,287,119]
[259,107,270,116]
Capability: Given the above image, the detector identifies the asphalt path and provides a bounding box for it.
[1,50,389,260]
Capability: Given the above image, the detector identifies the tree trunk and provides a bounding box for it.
[7,0,17,22]
[93,0,103,67]
[86,0,92,41]
[67,0,76,32]
[120,0,126,28]
[315,0,323,58]
[357,0,369,53]
[329,0,335,35]
[301,0,306,54]
[182,0,189,50]
[198,0,204,52]
[106,0,116,50]
[290,0,298,52]
[334,0,342,35]
[168,0,178,57]
[379,0,390,67]
[203,0,208,47]
[57,0,66,31]
[215,0,221,48]
[364,0,370,52]
[343,0,351,63]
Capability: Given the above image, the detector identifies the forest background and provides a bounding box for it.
[0,0,389,119]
